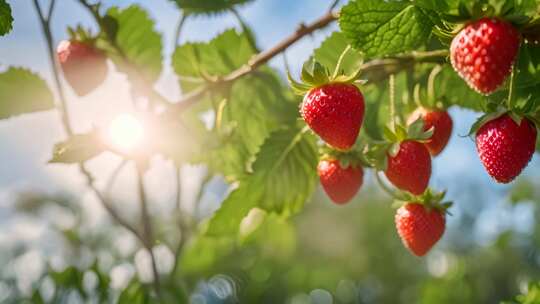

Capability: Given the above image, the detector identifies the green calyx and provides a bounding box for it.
[287,46,363,96]
[319,145,369,169]
[434,0,535,44]
[441,0,532,25]
[67,25,98,45]
[374,171,452,211]
[469,94,540,136]
[413,66,447,111]
[393,188,453,214]
[362,119,433,171]
[384,119,434,155]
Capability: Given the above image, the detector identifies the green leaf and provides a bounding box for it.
[104,5,163,82]
[411,0,449,11]
[508,281,540,304]
[0,67,55,119]
[436,66,485,112]
[339,0,434,58]
[172,29,255,92]
[516,44,540,88]
[312,31,363,77]
[0,0,13,36]
[118,279,151,304]
[203,70,297,180]
[50,266,86,297]
[169,0,254,16]
[205,127,318,236]
[49,131,105,164]
[180,235,235,275]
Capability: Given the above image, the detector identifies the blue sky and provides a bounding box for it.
[0,0,538,261]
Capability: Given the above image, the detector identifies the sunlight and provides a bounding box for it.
[107,114,145,153]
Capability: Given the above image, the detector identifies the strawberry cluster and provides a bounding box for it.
[289,4,540,257]
[289,56,454,256]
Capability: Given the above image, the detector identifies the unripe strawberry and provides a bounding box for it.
[476,114,537,183]
[408,108,453,156]
[384,140,431,195]
[302,83,365,151]
[317,159,363,205]
[57,40,108,96]
[450,18,520,95]
[395,203,445,257]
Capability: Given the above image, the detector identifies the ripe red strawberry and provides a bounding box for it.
[385,140,431,195]
[57,40,108,96]
[395,203,445,257]
[408,108,453,156]
[450,18,520,95]
[317,159,363,205]
[476,114,537,183]
[302,83,365,151]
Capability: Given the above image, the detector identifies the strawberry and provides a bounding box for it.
[57,40,108,96]
[317,159,363,205]
[395,203,445,257]
[302,83,365,150]
[408,108,453,156]
[450,18,520,95]
[476,114,537,183]
[384,140,431,195]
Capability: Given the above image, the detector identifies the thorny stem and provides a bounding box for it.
[32,0,143,241]
[136,164,162,298]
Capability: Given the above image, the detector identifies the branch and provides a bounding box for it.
[328,0,341,12]
[32,0,73,135]
[360,50,449,83]
[135,165,162,298]
[33,0,145,245]
[174,12,189,46]
[164,10,339,117]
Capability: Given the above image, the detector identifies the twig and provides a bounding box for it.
[135,164,162,298]
[33,0,144,245]
[229,7,258,50]
[32,0,73,135]
[328,0,341,12]
[175,166,182,211]
[104,159,128,197]
[174,12,189,46]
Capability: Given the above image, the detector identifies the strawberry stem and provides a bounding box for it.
[427,65,442,108]
[375,171,410,202]
[413,84,422,108]
[507,62,517,110]
[331,45,352,80]
[389,74,397,130]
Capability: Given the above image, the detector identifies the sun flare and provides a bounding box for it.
[107,114,145,152]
